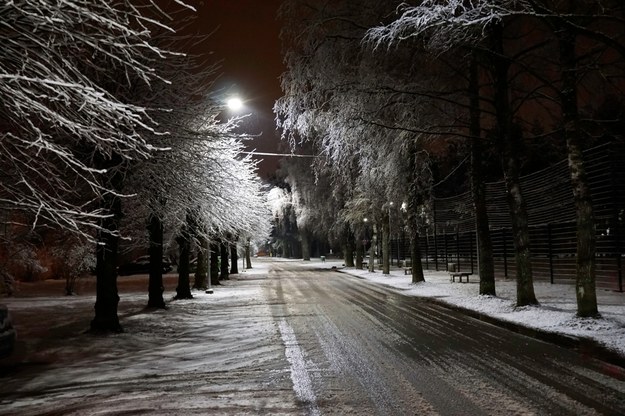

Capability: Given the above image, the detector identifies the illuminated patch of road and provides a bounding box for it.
[278,319,321,416]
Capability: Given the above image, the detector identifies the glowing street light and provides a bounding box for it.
[226,96,243,112]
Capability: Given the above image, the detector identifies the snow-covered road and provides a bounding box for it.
[264,261,625,415]
[1,258,624,415]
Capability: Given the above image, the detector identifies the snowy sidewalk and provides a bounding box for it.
[295,258,625,363]
[0,261,305,415]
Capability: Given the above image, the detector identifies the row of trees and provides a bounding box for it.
[1,1,271,331]
[274,0,625,317]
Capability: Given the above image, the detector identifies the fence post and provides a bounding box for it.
[424,232,429,269]
[456,227,461,271]
[434,227,439,272]
[444,228,448,271]
[502,228,508,278]
[616,225,623,292]
[608,143,623,292]
[470,230,475,274]
[401,230,405,263]
[547,223,554,284]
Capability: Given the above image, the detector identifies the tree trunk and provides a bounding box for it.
[193,234,209,290]
[469,50,496,296]
[343,239,354,267]
[65,274,77,296]
[410,233,425,283]
[147,212,166,308]
[558,29,599,317]
[301,230,311,261]
[245,238,252,269]
[382,214,390,275]
[91,203,123,332]
[502,137,537,306]
[368,225,376,273]
[174,220,193,299]
[472,142,496,296]
[491,24,537,306]
[210,241,221,285]
[355,238,364,269]
[220,241,229,280]
[91,156,123,333]
[230,242,239,274]
[344,226,355,267]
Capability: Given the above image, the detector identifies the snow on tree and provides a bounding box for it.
[268,187,292,222]
[363,2,502,295]
[365,0,541,305]
[276,0,444,272]
[267,185,299,258]
[365,0,528,52]
[120,102,272,305]
[49,235,96,296]
[0,0,194,239]
[365,0,625,314]
[0,230,46,295]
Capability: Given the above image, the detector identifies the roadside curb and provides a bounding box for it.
[334,267,625,378]
[438,299,625,378]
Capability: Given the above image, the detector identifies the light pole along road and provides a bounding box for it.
[267,261,625,416]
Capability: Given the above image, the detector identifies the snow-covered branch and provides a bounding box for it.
[364,0,530,51]
[0,0,192,239]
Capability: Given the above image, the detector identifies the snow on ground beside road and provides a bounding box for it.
[0,261,301,415]
[306,258,625,359]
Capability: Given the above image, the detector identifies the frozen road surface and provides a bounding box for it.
[1,258,624,415]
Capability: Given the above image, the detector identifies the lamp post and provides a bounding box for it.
[364,218,375,273]
[400,202,407,266]
[360,217,369,269]
[205,242,213,294]
[389,202,394,267]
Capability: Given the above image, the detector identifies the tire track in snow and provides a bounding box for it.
[278,318,321,416]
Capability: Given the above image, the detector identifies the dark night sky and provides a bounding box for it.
[193,0,286,178]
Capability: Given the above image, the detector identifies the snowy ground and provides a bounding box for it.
[0,264,301,415]
[308,258,625,359]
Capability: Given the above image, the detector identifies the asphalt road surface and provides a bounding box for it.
[268,261,625,415]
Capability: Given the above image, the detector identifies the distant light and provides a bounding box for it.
[364,218,368,223]
[227,97,243,111]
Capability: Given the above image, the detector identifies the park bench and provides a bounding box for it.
[449,271,472,283]
[404,267,412,275]
[447,262,472,282]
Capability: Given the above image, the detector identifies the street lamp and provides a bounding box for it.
[206,244,213,295]
[389,202,393,266]
[226,96,244,112]
[401,202,407,264]
[362,217,372,271]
